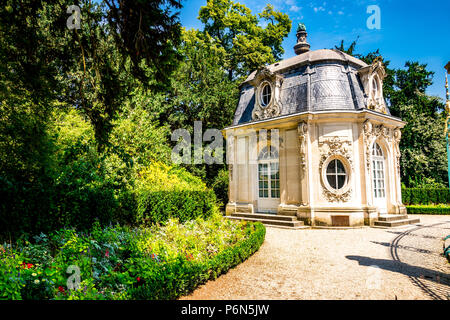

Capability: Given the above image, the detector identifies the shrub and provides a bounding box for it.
[135,162,217,225]
[211,168,229,210]
[406,204,450,215]
[402,188,450,205]
[127,218,265,299]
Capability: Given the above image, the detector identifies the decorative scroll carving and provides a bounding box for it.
[358,58,388,114]
[362,120,390,170]
[393,128,402,174]
[249,67,284,121]
[297,122,308,173]
[318,137,353,203]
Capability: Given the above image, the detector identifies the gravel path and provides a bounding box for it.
[180,215,450,300]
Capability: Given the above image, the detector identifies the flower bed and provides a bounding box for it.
[406,204,450,215]
[0,215,265,300]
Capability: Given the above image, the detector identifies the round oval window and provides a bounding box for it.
[260,83,272,107]
[326,159,347,190]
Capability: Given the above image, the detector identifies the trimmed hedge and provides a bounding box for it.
[406,205,450,215]
[135,162,218,225]
[402,188,450,205]
[129,222,266,299]
[136,190,217,224]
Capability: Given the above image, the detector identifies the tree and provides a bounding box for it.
[389,62,447,186]
[198,0,291,80]
[0,0,183,155]
[335,40,447,187]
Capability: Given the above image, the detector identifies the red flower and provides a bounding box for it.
[58,286,65,293]
[185,253,194,261]
[105,249,110,258]
[136,277,141,282]
[21,262,33,269]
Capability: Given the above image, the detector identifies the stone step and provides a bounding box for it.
[226,215,305,228]
[231,212,298,222]
[373,218,420,228]
[377,214,409,222]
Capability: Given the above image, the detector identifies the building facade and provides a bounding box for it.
[223,25,407,227]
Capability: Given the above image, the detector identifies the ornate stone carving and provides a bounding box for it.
[249,67,284,121]
[362,120,390,170]
[358,58,388,114]
[297,122,308,173]
[393,128,402,174]
[318,137,353,203]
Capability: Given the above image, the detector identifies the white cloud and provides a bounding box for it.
[314,6,325,13]
[290,5,302,12]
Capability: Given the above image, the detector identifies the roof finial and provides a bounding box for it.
[294,23,310,55]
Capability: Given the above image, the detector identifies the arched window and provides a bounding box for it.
[257,145,278,160]
[258,145,279,199]
[372,143,385,198]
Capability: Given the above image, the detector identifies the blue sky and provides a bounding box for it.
[180,0,450,100]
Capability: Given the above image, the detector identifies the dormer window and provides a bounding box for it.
[249,67,283,120]
[261,83,272,107]
[371,77,378,98]
[357,58,387,114]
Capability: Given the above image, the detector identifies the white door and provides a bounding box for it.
[372,143,387,214]
[257,146,280,213]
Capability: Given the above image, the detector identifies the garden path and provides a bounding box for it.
[180,215,450,300]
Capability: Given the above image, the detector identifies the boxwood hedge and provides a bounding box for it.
[402,188,450,205]
[406,205,450,215]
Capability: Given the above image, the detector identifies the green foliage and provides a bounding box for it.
[135,162,217,224]
[127,217,265,299]
[211,168,229,209]
[402,188,450,205]
[406,204,450,215]
[198,0,291,80]
[336,39,447,187]
[0,217,265,300]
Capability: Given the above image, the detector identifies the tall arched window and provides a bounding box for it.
[258,146,279,199]
[372,143,385,199]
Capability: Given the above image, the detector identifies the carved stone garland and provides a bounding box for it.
[318,137,353,203]
[297,122,308,173]
[393,128,401,175]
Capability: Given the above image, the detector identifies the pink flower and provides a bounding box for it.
[105,249,109,258]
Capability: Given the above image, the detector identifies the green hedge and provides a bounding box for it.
[406,205,450,215]
[136,190,217,225]
[129,222,266,299]
[402,188,450,205]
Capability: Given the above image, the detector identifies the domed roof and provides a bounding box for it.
[243,49,368,84]
[232,48,388,126]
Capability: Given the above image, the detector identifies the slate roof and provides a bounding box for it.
[232,49,387,126]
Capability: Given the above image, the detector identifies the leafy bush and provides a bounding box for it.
[0,216,265,300]
[135,162,217,225]
[406,204,450,215]
[211,168,229,210]
[0,108,217,239]
[402,188,450,205]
